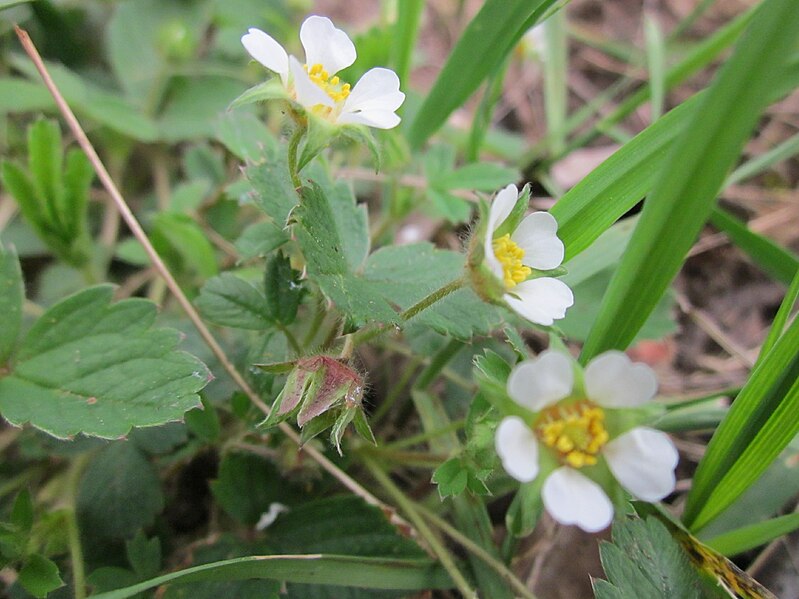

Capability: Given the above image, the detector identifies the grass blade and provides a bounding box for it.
[709,208,798,285]
[542,10,568,154]
[758,267,799,359]
[391,0,424,93]
[705,512,799,556]
[644,14,666,121]
[407,0,558,148]
[683,316,799,531]
[579,0,799,361]
[89,554,453,599]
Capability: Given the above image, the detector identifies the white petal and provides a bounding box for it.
[542,467,613,533]
[512,212,564,271]
[604,427,678,502]
[300,15,356,74]
[342,68,405,113]
[584,350,657,408]
[241,28,289,84]
[484,184,519,281]
[488,184,518,235]
[338,110,401,129]
[504,277,574,326]
[507,350,573,411]
[495,416,540,482]
[289,55,334,108]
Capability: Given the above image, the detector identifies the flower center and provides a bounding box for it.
[305,63,351,102]
[534,400,609,468]
[492,234,531,289]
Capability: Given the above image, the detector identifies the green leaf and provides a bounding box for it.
[214,111,278,163]
[705,512,799,556]
[0,243,23,363]
[158,77,248,142]
[0,1,36,12]
[10,489,34,532]
[245,160,297,228]
[196,273,273,330]
[505,478,544,538]
[28,120,63,215]
[152,212,218,279]
[0,285,209,439]
[580,0,799,362]
[210,452,305,525]
[77,442,164,539]
[17,554,64,598]
[391,0,424,86]
[264,253,302,326]
[0,78,54,114]
[408,0,558,147]
[595,517,703,599]
[683,316,799,531]
[432,457,469,498]
[61,149,93,240]
[228,80,287,110]
[234,221,288,260]
[126,532,161,579]
[185,397,221,442]
[91,554,452,599]
[294,183,398,325]
[364,243,502,339]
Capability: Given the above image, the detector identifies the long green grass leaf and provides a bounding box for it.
[705,512,799,556]
[407,0,558,148]
[391,0,424,92]
[683,316,799,531]
[579,0,799,361]
[709,208,799,285]
[759,268,799,359]
[89,554,453,598]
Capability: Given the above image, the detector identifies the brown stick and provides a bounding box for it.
[14,25,393,515]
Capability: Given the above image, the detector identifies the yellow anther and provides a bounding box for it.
[534,400,609,469]
[492,234,531,289]
[304,62,351,103]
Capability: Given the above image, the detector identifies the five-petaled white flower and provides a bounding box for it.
[484,184,573,326]
[241,15,405,129]
[495,350,679,532]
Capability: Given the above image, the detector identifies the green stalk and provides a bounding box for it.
[362,456,478,598]
[66,455,90,599]
[287,127,304,188]
[417,505,539,599]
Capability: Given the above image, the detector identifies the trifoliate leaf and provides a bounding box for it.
[594,516,703,599]
[0,243,23,363]
[432,457,469,498]
[76,442,164,539]
[196,272,273,330]
[0,285,209,439]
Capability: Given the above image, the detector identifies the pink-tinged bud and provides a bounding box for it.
[260,356,373,455]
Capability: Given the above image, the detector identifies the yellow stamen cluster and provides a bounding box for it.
[492,234,531,289]
[535,400,609,468]
[305,63,351,102]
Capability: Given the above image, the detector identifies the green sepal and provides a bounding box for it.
[228,79,287,109]
[352,408,376,445]
[492,183,531,239]
[254,360,297,374]
[472,350,531,421]
[340,124,381,172]
[259,366,317,429]
[299,410,337,446]
[297,115,335,172]
[330,407,357,455]
[505,476,545,537]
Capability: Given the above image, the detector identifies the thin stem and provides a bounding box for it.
[14,26,403,527]
[362,455,478,598]
[348,277,466,348]
[66,454,90,599]
[414,339,463,391]
[287,127,304,188]
[417,505,539,599]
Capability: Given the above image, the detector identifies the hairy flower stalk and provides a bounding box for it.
[494,350,679,532]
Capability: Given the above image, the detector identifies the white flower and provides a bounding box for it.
[495,350,679,533]
[484,184,573,326]
[241,16,405,128]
